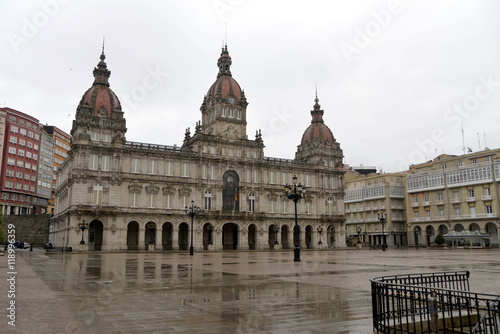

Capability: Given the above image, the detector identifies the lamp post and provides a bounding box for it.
[285,175,306,262]
[185,200,200,256]
[356,226,362,244]
[377,211,387,251]
[146,222,155,245]
[78,220,88,245]
[317,226,323,245]
[274,225,279,245]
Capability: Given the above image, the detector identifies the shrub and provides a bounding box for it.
[435,234,445,245]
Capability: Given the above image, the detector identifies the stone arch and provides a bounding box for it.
[222,222,238,250]
[413,226,422,246]
[438,224,449,235]
[281,225,290,249]
[127,221,139,250]
[88,220,103,251]
[327,225,335,248]
[178,222,189,250]
[485,222,499,246]
[162,222,174,250]
[305,225,313,249]
[222,170,239,211]
[145,221,157,246]
[454,224,465,232]
[248,224,257,250]
[203,223,214,250]
[469,223,480,232]
[425,225,435,245]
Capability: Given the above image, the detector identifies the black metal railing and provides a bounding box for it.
[371,271,500,333]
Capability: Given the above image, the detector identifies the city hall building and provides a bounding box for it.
[49,46,346,251]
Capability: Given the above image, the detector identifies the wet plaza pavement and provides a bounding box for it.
[2,248,500,334]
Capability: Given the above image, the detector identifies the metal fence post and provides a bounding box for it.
[429,290,438,333]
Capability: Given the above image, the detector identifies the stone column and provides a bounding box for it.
[138,227,145,250]
[172,227,179,250]
[240,227,249,250]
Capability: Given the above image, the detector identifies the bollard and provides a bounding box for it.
[428,290,438,333]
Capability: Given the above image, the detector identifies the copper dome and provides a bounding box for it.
[300,96,335,147]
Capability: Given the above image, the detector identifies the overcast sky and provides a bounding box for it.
[1,0,499,172]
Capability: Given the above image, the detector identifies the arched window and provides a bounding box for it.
[204,190,212,210]
[248,192,255,212]
[93,183,103,205]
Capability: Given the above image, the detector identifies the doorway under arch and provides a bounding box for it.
[127,221,139,250]
[145,221,157,246]
[178,223,189,250]
[281,225,290,249]
[222,223,238,250]
[88,220,103,251]
[162,222,173,250]
[305,225,313,249]
[248,224,257,250]
[327,225,335,248]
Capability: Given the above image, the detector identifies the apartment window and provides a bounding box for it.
[148,160,157,174]
[424,195,429,202]
[19,139,25,146]
[103,133,112,142]
[269,200,276,213]
[15,171,22,178]
[33,154,37,161]
[5,181,13,188]
[7,158,15,166]
[413,196,418,203]
[8,147,16,154]
[131,158,141,173]
[484,188,491,196]
[486,205,493,214]
[248,193,255,212]
[89,154,98,170]
[17,160,23,168]
[11,125,18,133]
[102,155,110,171]
[437,193,443,201]
[414,211,419,218]
[203,190,212,210]
[25,163,31,169]
[201,165,207,179]
[453,191,459,199]
[281,172,287,185]
[468,189,474,198]
[439,209,445,217]
[26,152,32,159]
[180,195,188,208]
[147,193,155,208]
[6,170,14,177]
[93,183,103,205]
[425,211,430,218]
[282,200,288,213]
[246,169,251,183]
[91,132,99,141]
[9,137,17,144]
[181,163,189,177]
[253,170,258,183]
[164,194,172,209]
[269,171,276,184]
[471,158,477,164]
[165,161,173,175]
[305,174,311,187]
[130,193,140,207]
[17,149,24,157]
[455,207,460,216]
[305,202,311,214]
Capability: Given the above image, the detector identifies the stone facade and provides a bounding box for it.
[49,46,346,251]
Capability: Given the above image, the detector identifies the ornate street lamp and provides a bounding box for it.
[377,211,387,251]
[146,222,155,245]
[78,220,89,245]
[356,226,362,244]
[185,200,200,256]
[317,226,323,245]
[274,225,280,245]
[207,224,214,245]
[285,175,306,262]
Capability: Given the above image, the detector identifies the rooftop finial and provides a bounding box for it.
[315,85,319,103]
[102,36,105,54]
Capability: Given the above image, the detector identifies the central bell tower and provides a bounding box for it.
[199,45,248,139]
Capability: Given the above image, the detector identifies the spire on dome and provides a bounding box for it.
[93,45,111,87]
[217,44,232,77]
[311,90,324,123]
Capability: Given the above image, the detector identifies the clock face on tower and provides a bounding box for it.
[228,97,235,104]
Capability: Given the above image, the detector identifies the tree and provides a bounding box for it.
[435,234,445,245]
